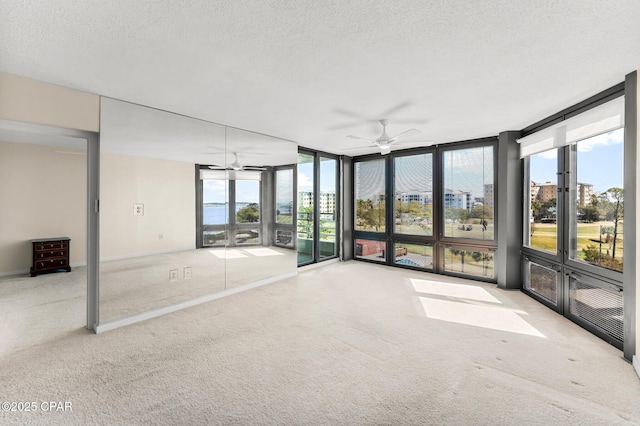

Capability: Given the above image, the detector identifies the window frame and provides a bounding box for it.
[521,148,565,265]
[298,148,340,266]
[352,137,498,282]
[273,164,296,249]
[196,165,264,248]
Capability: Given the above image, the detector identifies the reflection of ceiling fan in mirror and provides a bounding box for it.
[208,152,266,171]
[342,119,432,155]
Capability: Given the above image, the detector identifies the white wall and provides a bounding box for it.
[100,152,195,260]
[0,140,87,275]
[0,72,99,132]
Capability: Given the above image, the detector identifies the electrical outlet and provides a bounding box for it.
[169,269,178,282]
[133,203,144,216]
[183,267,192,279]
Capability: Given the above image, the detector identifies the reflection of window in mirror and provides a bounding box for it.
[235,180,260,224]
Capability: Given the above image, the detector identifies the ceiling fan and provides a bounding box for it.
[344,119,427,155]
[208,152,266,171]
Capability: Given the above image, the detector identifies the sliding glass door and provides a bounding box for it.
[297,150,339,266]
[297,153,315,264]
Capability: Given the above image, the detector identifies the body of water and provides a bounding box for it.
[204,203,255,224]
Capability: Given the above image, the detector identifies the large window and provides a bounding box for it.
[199,169,262,247]
[274,167,295,248]
[394,153,433,236]
[297,153,315,264]
[275,169,293,225]
[569,128,624,272]
[353,140,496,281]
[202,176,229,246]
[355,159,386,233]
[235,180,260,224]
[442,146,494,241]
[319,156,338,260]
[525,150,559,255]
[520,92,625,349]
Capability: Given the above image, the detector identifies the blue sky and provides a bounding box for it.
[298,157,337,192]
[203,177,260,203]
[530,129,624,193]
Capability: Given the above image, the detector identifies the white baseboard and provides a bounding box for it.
[634,355,640,379]
[94,271,298,334]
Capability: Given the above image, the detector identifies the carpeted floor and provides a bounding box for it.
[1,261,639,425]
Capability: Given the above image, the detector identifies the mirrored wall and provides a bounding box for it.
[98,98,297,325]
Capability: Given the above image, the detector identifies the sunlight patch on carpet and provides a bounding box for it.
[419,297,546,338]
[410,278,500,304]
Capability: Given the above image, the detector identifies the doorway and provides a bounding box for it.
[0,119,98,354]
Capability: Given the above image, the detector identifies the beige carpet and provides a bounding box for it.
[1,261,639,425]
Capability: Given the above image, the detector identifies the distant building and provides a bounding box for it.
[319,192,336,214]
[396,191,433,205]
[483,184,493,211]
[577,182,594,206]
[535,181,557,203]
[298,191,313,209]
[531,181,593,207]
[444,189,472,211]
[299,191,337,214]
[530,181,540,203]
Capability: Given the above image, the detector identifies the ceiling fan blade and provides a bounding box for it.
[391,141,435,148]
[389,128,421,142]
[379,101,412,119]
[346,135,374,142]
[340,146,376,151]
[328,121,371,130]
[244,166,267,171]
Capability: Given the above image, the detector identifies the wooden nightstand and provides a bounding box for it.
[30,237,71,277]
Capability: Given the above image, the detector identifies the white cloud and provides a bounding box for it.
[538,149,558,160]
[576,131,623,153]
[203,179,227,201]
[298,171,313,191]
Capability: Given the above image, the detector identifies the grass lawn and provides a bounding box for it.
[530,221,624,261]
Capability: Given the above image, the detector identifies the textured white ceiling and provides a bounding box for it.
[2,1,640,156]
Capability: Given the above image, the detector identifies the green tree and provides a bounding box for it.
[582,244,623,271]
[469,205,493,220]
[357,199,385,231]
[236,203,260,223]
[579,204,600,222]
[446,208,470,224]
[471,251,493,276]
[604,187,623,259]
[449,248,466,272]
[297,206,313,238]
[531,199,543,221]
